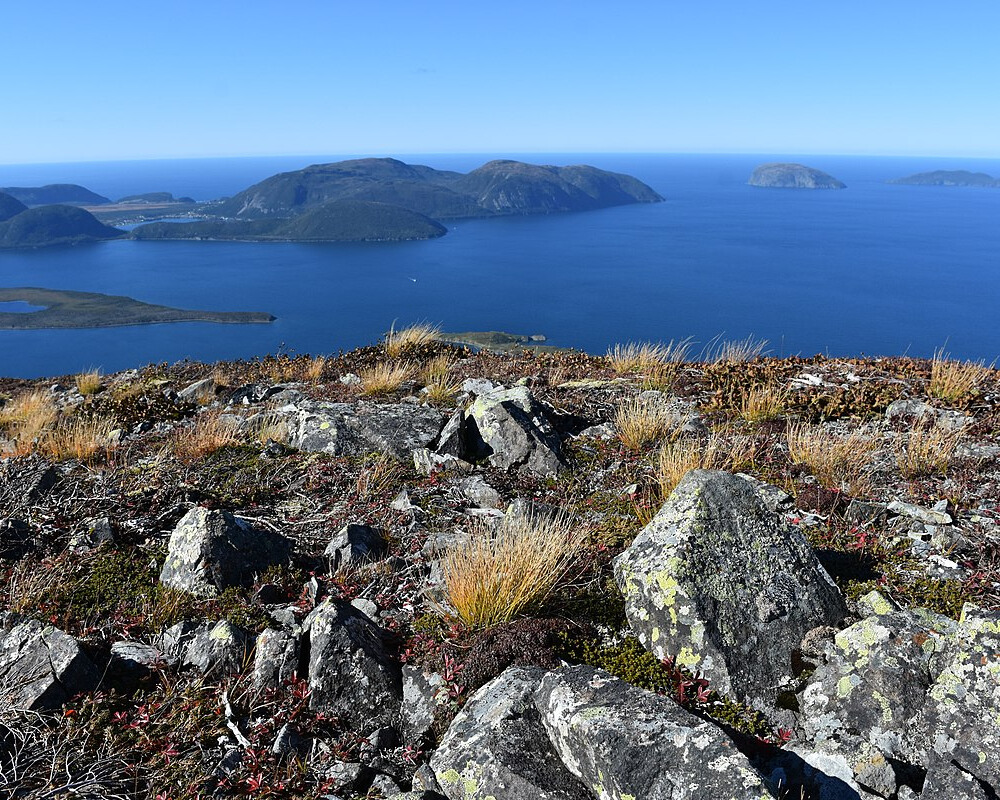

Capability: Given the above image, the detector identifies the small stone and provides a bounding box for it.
[888,500,952,526]
[324,523,386,571]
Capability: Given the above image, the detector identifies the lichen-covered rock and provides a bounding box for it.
[324,523,387,570]
[613,470,847,707]
[535,665,776,799]
[401,664,447,743]
[304,599,402,730]
[464,386,565,477]
[158,619,253,675]
[798,591,957,773]
[253,627,300,691]
[431,667,591,800]
[285,400,446,459]
[0,619,99,709]
[904,604,1000,796]
[159,507,291,598]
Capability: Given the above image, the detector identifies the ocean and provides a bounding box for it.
[0,153,998,378]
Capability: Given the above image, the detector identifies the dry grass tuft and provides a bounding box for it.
[704,334,770,364]
[384,322,441,358]
[75,369,102,396]
[606,340,692,376]
[0,390,58,454]
[39,416,116,462]
[361,361,413,395]
[738,383,788,423]
[423,375,463,406]
[896,419,965,478]
[172,411,241,462]
[354,451,403,499]
[304,355,327,384]
[655,434,758,500]
[614,395,687,450]
[245,411,290,445]
[786,421,875,494]
[442,509,586,628]
[930,348,994,405]
[421,354,453,383]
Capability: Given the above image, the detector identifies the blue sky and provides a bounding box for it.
[2,1,998,163]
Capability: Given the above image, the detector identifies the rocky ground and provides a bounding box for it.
[0,336,998,799]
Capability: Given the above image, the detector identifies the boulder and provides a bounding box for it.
[798,592,957,761]
[613,470,847,707]
[304,599,402,730]
[324,523,387,571]
[905,604,1000,796]
[159,507,291,598]
[401,664,448,743]
[177,377,217,403]
[285,400,446,459]
[431,666,591,800]
[253,627,301,691]
[463,386,565,477]
[535,665,776,799]
[0,619,99,709]
[158,619,253,675]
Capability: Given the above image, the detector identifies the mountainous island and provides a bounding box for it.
[135,158,663,242]
[0,183,111,206]
[888,169,1000,188]
[0,287,274,329]
[748,163,846,189]
[0,197,124,249]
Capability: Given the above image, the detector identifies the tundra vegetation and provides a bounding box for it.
[0,329,997,799]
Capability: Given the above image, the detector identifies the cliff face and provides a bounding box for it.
[748,162,846,189]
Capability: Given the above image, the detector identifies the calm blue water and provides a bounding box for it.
[1,153,998,378]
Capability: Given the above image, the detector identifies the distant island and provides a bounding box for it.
[748,163,846,189]
[888,170,1000,188]
[0,198,124,249]
[0,287,274,329]
[0,183,111,206]
[117,191,196,204]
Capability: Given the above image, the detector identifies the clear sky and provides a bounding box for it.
[2,1,998,164]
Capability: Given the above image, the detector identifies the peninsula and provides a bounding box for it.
[0,200,124,249]
[748,162,846,189]
[0,288,274,329]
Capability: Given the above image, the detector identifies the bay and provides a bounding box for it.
[0,153,998,378]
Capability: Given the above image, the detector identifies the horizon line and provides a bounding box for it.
[3,149,1000,168]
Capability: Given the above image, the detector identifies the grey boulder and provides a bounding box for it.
[431,666,591,800]
[158,619,253,676]
[613,469,847,707]
[0,619,99,709]
[304,599,402,730]
[536,665,776,799]
[159,507,291,598]
[285,401,446,460]
[324,523,387,571]
[463,386,565,478]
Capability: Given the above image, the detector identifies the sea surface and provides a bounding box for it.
[1,153,998,378]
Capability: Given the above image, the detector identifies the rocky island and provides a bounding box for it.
[0,287,274,328]
[748,163,846,189]
[889,169,1000,188]
[0,330,998,799]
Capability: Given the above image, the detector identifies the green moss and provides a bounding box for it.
[215,586,274,633]
[56,548,159,617]
[845,576,971,621]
